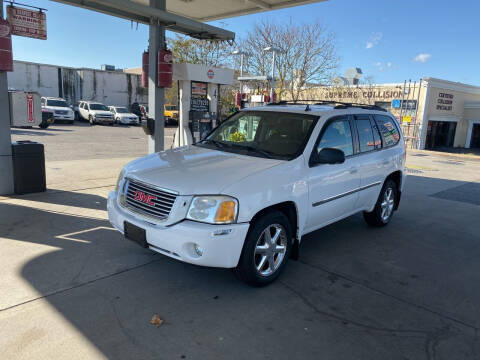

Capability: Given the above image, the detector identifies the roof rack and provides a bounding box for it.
[266,99,387,112]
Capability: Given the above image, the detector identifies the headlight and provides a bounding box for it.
[115,169,125,192]
[187,196,238,224]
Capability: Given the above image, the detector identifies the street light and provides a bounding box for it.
[263,46,284,103]
[231,50,252,98]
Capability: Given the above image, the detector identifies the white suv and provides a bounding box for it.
[41,97,75,124]
[78,101,115,125]
[108,103,406,286]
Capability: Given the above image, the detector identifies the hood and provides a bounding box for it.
[43,106,72,112]
[91,110,112,116]
[124,145,283,195]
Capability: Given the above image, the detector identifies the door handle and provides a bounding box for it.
[349,167,358,174]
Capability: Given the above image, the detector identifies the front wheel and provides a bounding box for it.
[234,210,292,286]
[363,179,398,227]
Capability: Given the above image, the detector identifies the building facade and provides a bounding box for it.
[8,60,148,108]
[296,77,480,150]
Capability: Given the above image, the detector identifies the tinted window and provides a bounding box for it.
[375,115,401,147]
[317,118,353,156]
[46,99,68,107]
[89,104,109,111]
[355,115,375,153]
[200,111,318,160]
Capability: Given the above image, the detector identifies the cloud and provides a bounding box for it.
[374,62,384,71]
[366,32,383,49]
[387,62,392,68]
[413,53,431,63]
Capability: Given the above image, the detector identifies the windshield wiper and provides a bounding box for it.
[230,144,275,159]
[202,139,229,149]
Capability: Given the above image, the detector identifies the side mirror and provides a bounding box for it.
[311,148,345,166]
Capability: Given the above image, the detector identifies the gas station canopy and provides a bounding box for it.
[51,0,326,40]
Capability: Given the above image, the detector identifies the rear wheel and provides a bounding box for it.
[234,210,292,286]
[363,179,397,227]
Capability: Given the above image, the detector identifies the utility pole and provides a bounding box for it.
[0,0,14,195]
[148,0,166,153]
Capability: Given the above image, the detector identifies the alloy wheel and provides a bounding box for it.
[381,187,395,222]
[254,224,287,276]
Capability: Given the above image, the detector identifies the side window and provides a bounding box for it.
[355,115,375,153]
[317,118,354,157]
[375,115,401,147]
[41,98,45,106]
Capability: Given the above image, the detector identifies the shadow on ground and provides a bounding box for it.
[1,175,479,359]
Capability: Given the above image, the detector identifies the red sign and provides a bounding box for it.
[207,69,214,79]
[27,94,34,123]
[7,6,47,40]
[0,18,13,71]
[133,190,157,206]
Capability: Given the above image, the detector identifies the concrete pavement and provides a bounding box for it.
[0,150,479,359]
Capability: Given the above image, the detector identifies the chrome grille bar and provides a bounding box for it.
[124,178,177,220]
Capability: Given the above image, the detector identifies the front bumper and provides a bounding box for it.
[119,118,139,124]
[107,191,250,268]
[54,113,74,121]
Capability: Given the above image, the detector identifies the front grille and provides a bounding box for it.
[124,179,177,220]
[55,110,68,115]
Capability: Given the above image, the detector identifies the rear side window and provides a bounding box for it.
[374,115,401,147]
[355,115,375,153]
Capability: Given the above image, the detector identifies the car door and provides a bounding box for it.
[305,116,361,232]
[352,114,385,210]
[79,102,87,119]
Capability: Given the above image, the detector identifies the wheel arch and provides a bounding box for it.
[384,170,403,210]
[249,201,300,260]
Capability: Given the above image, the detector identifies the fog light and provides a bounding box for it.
[194,244,204,256]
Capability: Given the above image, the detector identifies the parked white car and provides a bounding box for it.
[78,101,115,125]
[108,103,406,286]
[108,106,139,125]
[41,97,75,124]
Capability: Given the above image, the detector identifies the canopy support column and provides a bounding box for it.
[148,0,166,153]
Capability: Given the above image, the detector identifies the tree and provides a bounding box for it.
[167,35,233,67]
[239,18,338,101]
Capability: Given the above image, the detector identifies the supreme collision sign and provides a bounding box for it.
[6,6,47,40]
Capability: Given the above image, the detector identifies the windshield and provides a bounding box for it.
[198,111,318,160]
[165,105,177,111]
[47,100,68,107]
[90,104,109,111]
[115,107,129,113]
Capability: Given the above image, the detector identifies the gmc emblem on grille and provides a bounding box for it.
[133,190,157,206]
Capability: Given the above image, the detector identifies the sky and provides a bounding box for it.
[8,0,480,85]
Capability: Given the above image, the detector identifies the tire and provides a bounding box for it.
[89,115,94,126]
[363,179,398,227]
[234,210,292,286]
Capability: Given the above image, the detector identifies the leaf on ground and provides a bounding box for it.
[150,314,164,327]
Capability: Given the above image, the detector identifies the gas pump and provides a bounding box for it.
[172,63,234,147]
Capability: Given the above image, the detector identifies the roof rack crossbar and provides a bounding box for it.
[265,99,387,112]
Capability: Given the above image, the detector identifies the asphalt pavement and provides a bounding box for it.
[1,124,480,359]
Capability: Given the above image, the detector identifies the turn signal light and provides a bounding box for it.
[214,201,236,223]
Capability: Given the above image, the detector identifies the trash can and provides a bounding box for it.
[11,141,46,194]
